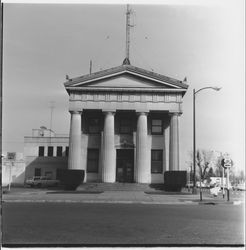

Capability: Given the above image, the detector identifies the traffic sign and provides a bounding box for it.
[221,158,232,168]
[7,152,16,161]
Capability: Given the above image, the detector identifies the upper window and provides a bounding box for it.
[151,150,163,173]
[88,117,100,134]
[87,149,99,173]
[151,119,163,135]
[57,146,63,157]
[38,146,45,157]
[119,119,133,134]
[48,146,53,157]
[65,147,69,157]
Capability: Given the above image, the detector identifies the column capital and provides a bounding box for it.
[169,112,182,117]
[136,111,149,116]
[102,110,116,116]
[69,110,82,115]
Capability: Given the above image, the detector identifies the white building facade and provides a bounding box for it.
[65,64,188,184]
[24,128,69,181]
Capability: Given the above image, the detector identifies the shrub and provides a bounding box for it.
[164,171,187,192]
[60,169,85,190]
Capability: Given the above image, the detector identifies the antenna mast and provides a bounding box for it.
[90,60,92,74]
[123,4,133,65]
[49,101,55,138]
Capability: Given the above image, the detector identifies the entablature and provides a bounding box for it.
[69,90,183,104]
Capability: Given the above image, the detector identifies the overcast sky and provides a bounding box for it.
[2,0,245,172]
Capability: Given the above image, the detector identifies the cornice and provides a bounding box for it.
[64,64,189,89]
[66,87,187,93]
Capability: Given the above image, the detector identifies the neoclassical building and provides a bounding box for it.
[64,62,188,183]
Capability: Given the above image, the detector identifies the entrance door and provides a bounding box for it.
[116,149,134,183]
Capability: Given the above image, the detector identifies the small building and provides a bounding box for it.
[2,152,26,186]
[24,127,69,181]
[64,62,188,184]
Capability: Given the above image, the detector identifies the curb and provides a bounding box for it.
[2,199,242,205]
[2,199,197,205]
[198,201,243,205]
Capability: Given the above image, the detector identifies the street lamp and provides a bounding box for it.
[192,86,221,196]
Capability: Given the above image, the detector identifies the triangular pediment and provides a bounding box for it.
[64,64,188,91]
[78,74,177,89]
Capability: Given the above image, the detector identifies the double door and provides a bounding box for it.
[116,149,134,183]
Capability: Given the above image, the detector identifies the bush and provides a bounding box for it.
[60,169,85,190]
[164,171,187,192]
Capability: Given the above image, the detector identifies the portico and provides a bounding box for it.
[64,64,188,183]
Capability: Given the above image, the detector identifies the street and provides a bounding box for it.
[2,202,244,246]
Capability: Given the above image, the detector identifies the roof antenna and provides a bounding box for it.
[49,101,55,138]
[123,4,134,65]
[89,60,92,74]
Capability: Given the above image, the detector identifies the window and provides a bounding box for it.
[87,149,99,173]
[48,146,53,157]
[45,171,53,179]
[88,117,100,134]
[119,119,132,134]
[35,168,41,177]
[38,146,45,156]
[151,119,163,135]
[65,147,69,156]
[151,150,163,173]
[57,146,63,157]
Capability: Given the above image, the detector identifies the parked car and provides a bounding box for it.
[234,183,245,191]
[210,183,221,197]
[186,182,193,188]
[196,181,209,188]
[25,176,60,188]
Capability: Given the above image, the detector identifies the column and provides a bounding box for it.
[136,112,151,183]
[102,111,116,182]
[68,111,82,170]
[169,113,180,171]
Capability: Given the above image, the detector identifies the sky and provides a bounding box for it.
[2,0,245,173]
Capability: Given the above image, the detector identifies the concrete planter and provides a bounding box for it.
[60,169,85,190]
[164,171,187,192]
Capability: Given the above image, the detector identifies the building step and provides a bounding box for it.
[77,183,164,191]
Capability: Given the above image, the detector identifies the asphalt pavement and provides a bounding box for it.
[2,202,245,246]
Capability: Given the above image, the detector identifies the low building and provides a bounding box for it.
[2,152,26,186]
[24,127,69,181]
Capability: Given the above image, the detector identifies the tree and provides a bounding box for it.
[195,149,214,182]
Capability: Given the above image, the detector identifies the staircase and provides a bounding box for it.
[77,183,164,192]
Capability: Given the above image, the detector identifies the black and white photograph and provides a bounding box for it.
[1,0,245,248]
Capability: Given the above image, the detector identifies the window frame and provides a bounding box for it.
[151,118,163,135]
[56,146,63,157]
[119,118,133,134]
[47,146,53,157]
[65,147,69,157]
[34,168,41,177]
[151,149,163,174]
[87,149,99,173]
[88,117,101,134]
[38,146,45,157]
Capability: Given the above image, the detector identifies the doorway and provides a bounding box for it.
[116,149,134,183]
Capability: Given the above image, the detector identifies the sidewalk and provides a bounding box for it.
[2,187,244,205]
